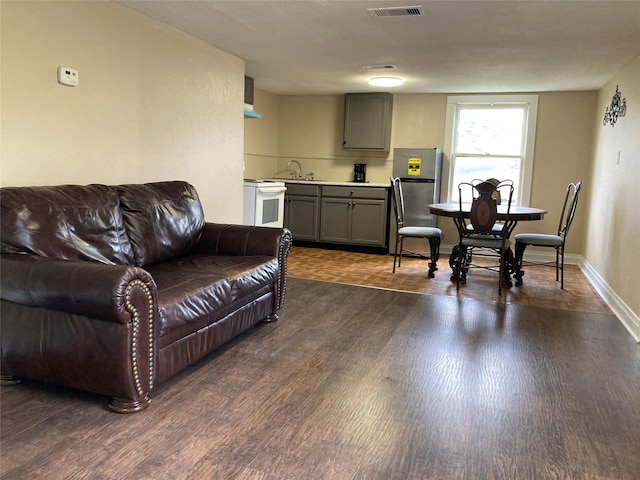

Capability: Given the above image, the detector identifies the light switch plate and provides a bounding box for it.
[57,67,78,87]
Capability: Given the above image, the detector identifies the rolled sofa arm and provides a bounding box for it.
[1,254,157,412]
[196,223,291,257]
[196,223,293,311]
[1,254,157,324]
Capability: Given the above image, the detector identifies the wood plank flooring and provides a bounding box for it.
[2,277,638,479]
[287,246,611,314]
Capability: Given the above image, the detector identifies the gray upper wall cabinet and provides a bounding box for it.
[343,93,393,151]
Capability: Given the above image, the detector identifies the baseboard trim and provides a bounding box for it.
[440,243,640,343]
[581,260,640,343]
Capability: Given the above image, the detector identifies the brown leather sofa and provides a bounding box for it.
[0,181,292,413]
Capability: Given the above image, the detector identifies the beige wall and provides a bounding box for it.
[245,94,449,183]
[526,92,597,254]
[277,95,390,182]
[1,1,245,223]
[586,55,640,334]
[245,90,596,250]
[244,89,280,179]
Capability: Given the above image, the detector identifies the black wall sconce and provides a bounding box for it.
[603,85,627,127]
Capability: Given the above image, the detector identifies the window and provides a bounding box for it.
[444,95,538,205]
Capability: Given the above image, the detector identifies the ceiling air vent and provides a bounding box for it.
[362,65,397,70]
[367,6,423,17]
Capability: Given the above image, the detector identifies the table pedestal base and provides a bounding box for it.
[449,245,514,287]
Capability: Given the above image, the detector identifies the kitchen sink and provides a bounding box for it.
[263,177,325,183]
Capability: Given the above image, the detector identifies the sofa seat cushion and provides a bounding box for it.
[145,254,278,346]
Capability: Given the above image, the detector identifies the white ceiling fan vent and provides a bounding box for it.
[367,6,423,17]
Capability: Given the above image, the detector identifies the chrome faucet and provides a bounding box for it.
[287,160,302,179]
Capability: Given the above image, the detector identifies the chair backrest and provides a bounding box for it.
[458,179,514,236]
[558,181,582,240]
[390,176,405,228]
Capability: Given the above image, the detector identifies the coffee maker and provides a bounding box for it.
[353,163,367,183]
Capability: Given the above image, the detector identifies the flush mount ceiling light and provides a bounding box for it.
[368,76,404,87]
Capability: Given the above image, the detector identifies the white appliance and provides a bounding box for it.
[243,180,287,228]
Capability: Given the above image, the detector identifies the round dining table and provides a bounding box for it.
[429,202,546,221]
[428,202,547,285]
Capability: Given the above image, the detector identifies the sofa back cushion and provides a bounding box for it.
[117,181,205,267]
[0,184,136,265]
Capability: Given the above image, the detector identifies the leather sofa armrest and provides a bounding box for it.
[1,253,157,412]
[0,254,157,324]
[196,223,293,311]
[196,223,292,258]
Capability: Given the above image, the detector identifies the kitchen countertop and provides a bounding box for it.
[264,179,390,188]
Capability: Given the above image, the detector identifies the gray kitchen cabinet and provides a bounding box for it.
[319,197,351,243]
[320,186,388,247]
[284,183,320,241]
[343,92,393,151]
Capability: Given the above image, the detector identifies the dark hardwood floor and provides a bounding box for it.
[2,277,639,479]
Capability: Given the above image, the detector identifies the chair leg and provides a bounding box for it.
[513,241,527,286]
[398,237,404,268]
[498,249,504,293]
[560,247,565,289]
[392,234,401,273]
[449,245,459,282]
[456,244,465,291]
[427,236,440,278]
[499,248,514,291]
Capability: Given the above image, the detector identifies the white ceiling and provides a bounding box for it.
[117,0,640,95]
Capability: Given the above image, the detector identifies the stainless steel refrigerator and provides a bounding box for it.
[391,147,443,254]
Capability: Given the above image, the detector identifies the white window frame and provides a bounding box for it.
[443,94,539,206]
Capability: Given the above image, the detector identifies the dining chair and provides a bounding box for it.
[453,179,514,291]
[467,178,504,236]
[390,176,442,278]
[513,181,582,289]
